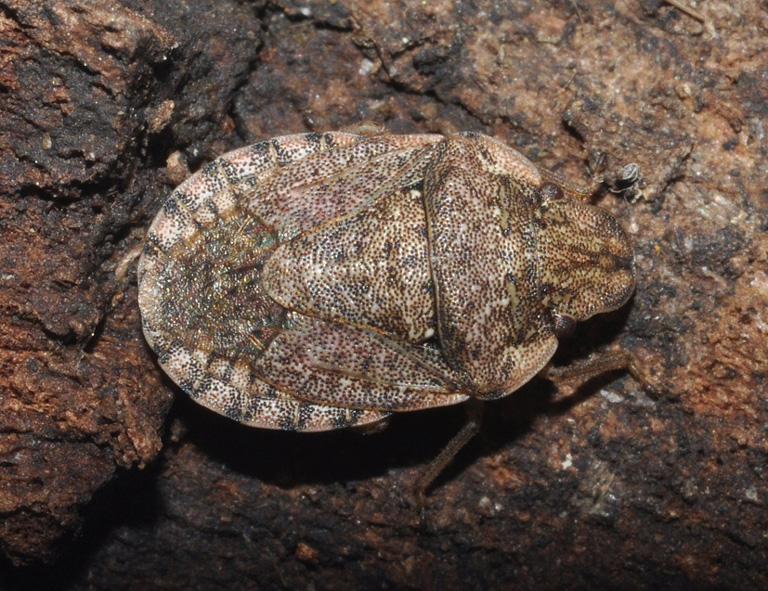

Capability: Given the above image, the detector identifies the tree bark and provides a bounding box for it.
[1,0,766,588]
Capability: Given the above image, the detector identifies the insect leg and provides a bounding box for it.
[413,399,485,505]
[543,349,659,397]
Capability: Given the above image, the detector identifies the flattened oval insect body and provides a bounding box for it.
[137,130,636,432]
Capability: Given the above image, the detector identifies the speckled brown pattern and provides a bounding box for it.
[138,130,634,431]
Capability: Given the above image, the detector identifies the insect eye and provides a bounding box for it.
[553,314,576,338]
[539,183,565,202]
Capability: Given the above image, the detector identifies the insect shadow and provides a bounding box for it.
[413,302,639,499]
[175,392,475,490]
[175,303,635,501]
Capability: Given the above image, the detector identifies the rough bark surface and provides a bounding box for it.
[1,0,766,589]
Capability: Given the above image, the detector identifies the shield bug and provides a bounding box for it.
[137,130,636,439]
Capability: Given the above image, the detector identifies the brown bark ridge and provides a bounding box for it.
[1,0,766,589]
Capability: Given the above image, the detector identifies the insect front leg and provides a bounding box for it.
[542,349,660,398]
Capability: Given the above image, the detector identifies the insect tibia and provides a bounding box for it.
[412,399,485,506]
[542,349,660,398]
[540,154,643,203]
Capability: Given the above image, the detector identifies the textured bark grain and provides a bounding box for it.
[1,0,767,589]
